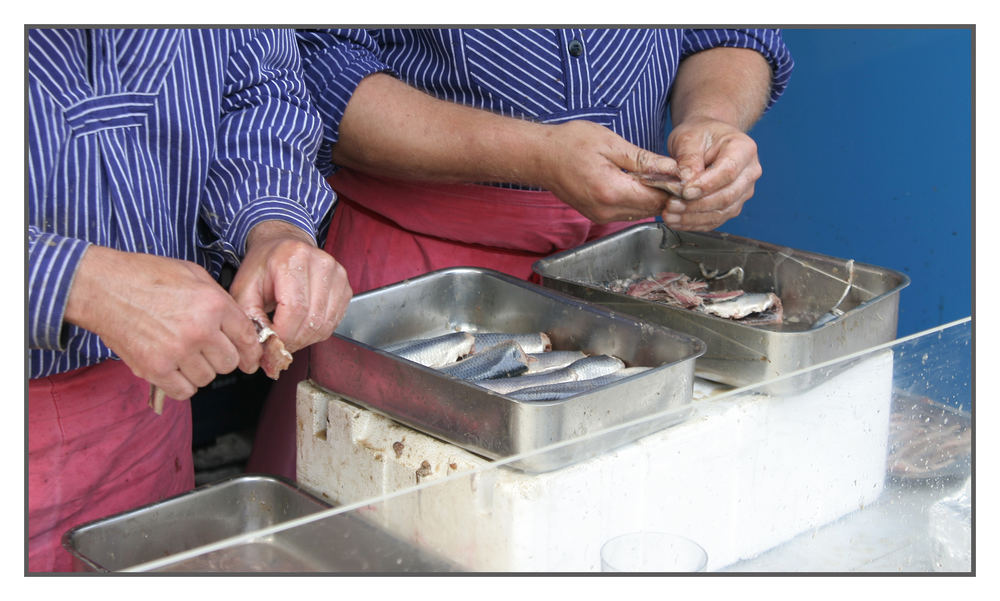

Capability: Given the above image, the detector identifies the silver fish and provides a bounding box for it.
[471,332,552,354]
[507,367,650,402]
[438,340,529,381]
[383,332,475,368]
[525,350,588,374]
[477,354,625,395]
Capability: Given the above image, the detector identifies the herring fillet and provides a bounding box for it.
[438,340,529,381]
[383,332,475,368]
[525,350,588,374]
[476,354,626,394]
[506,367,651,401]
[471,332,552,354]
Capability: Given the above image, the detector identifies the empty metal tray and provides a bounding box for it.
[533,223,909,393]
[309,267,705,473]
[63,474,454,572]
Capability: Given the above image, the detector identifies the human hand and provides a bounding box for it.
[534,120,681,224]
[64,246,263,401]
[229,220,352,354]
[660,116,762,231]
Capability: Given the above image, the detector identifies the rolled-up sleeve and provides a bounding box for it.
[27,226,90,351]
[296,29,392,176]
[200,29,338,265]
[682,28,795,110]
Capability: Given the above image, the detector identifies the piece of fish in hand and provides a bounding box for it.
[471,332,552,354]
[384,332,475,368]
[635,172,685,196]
[525,350,588,374]
[250,316,294,379]
[507,367,651,402]
[438,340,529,381]
[477,354,625,394]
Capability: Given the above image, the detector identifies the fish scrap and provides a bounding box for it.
[605,271,783,325]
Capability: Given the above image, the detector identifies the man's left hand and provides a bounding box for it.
[230,220,353,354]
[660,116,763,231]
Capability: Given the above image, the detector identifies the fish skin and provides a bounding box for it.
[507,367,651,402]
[699,292,782,321]
[471,332,552,354]
[525,350,587,374]
[635,172,685,196]
[384,332,475,368]
[438,340,529,381]
[478,354,626,395]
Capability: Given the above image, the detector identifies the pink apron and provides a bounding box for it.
[246,169,642,479]
[28,359,194,572]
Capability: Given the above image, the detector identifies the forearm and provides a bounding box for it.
[332,73,550,186]
[670,47,773,132]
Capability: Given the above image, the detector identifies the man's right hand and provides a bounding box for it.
[64,246,263,401]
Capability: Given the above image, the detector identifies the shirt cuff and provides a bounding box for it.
[217,197,319,264]
[682,29,795,110]
[28,230,91,351]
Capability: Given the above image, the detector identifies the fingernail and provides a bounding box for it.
[679,168,694,181]
[683,187,702,200]
[664,212,681,224]
[668,200,686,213]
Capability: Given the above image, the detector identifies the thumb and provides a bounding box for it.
[618,146,678,176]
[668,129,709,183]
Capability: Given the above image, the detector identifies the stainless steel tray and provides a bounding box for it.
[63,475,454,572]
[310,267,705,473]
[533,223,909,393]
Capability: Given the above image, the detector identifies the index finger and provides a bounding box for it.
[221,309,262,374]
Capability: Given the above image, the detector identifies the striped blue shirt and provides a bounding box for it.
[296,28,794,178]
[27,28,336,379]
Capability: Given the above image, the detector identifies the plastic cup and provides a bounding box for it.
[600,532,708,572]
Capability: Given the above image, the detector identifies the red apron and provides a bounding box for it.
[28,359,194,572]
[246,168,642,479]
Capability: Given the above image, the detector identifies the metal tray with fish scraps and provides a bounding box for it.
[533,223,909,394]
[309,267,705,473]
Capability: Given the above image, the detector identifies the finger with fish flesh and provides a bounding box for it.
[438,340,530,381]
[471,332,552,354]
[251,315,294,379]
[383,332,475,368]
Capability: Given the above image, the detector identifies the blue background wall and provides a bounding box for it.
[714,28,972,337]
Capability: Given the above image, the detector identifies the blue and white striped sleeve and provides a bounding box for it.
[27,226,91,351]
[681,28,795,110]
[201,28,337,266]
[296,29,392,176]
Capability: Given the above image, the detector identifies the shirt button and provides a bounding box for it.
[568,39,584,57]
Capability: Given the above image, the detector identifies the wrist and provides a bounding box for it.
[63,244,116,331]
[246,220,316,252]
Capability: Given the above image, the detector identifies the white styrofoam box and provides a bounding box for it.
[297,350,894,572]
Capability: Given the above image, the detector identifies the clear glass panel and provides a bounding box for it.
[110,318,971,573]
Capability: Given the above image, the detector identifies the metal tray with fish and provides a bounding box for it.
[309,267,705,473]
[532,223,909,394]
